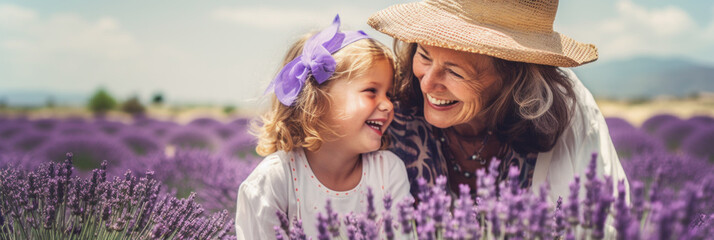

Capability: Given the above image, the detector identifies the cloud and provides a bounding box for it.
[0,4,140,61]
[210,6,373,30]
[0,4,37,27]
[564,0,713,62]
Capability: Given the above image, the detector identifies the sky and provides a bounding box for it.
[1,0,713,106]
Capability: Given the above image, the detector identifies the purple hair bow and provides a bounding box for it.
[267,15,371,106]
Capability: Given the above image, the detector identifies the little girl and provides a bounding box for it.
[235,15,411,239]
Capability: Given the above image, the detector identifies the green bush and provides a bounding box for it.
[87,88,117,116]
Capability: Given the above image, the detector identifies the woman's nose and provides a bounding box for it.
[419,67,443,92]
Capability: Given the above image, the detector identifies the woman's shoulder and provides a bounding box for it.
[558,68,606,137]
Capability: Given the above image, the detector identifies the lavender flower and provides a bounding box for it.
[323,199,341,237]
[610,127,665,158]
[167,126,221,151]
[147,149,257,213]
[630,181,645,221]
[316,213,331,240]
[397,197,415,235]
[614,180,636,240]
[605,117,635,131]
[654,119,697,150]
[383,193,395,240]
[290,218,307,240]
[591,176,614,240]
[566,176,581,227]
[681,127,714,161]
[0,155,235,239]
[117,131,163,156]
[641,113,679,133]
[36,134,134,173]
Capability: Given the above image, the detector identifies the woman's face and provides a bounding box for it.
[412,44,503,129]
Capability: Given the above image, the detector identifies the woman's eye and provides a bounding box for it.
[418,53,431,61]
[447,69,464,79]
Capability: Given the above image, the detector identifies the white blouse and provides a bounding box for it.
[532,69,630,239]
[532,68,630,204]
[235,148,412,240]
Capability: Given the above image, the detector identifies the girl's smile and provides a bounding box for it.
[322,58,394,155]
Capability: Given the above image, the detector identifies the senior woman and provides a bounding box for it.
[368,0,628,203]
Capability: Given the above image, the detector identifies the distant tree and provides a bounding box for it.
[223,105,236,115]
[121,96,146,118]
[152,92,164,105]
[0,97,6,109]
[45,96,56,108]
[88,88,117,117]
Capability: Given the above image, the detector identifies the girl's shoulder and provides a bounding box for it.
[363,150,406,169]
[242,150,295,187]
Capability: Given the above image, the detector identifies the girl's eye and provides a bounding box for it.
[386,92,394,101]
[363,88,377,94]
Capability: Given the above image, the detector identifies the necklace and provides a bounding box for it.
[440,128,492,178]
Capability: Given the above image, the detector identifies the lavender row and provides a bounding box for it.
[0,116,261,214]
[285,154,712,240]
[0,153,236,239]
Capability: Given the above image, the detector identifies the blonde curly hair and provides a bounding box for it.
[254,33,395,156]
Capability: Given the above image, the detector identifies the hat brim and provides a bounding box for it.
[368,2,598,67]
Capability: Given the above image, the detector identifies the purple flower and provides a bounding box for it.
[323,199,341,237]
[147,149,257,213]
[220,133,258,160]
[614,180,637,240]
[2,158,234,238]
[566,176,581,227]
[382,194,395,240]
[316,212,331,240]
[32,118,59,131]
[622,150,713,190]
[117,131,163,156]
[591,176,614,240]
[397,197,415,235]
[610,127,664,158]
[167,125,221,151]
[630,181,645,221]
[582,153,601,229]
[290,218,307,240]
[654,119,698,149]
[687,115,714,125]
[188,117,224,128]
[605,117,635,132]
[95,120,126,135]
[681,126,714,161]
[8,128,51,152]
[641,113,679,133]
[36,134,134,173]
[275,210,290,235]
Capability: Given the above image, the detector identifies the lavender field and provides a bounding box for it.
[1,114,713,239]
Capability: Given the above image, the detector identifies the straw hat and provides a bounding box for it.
[368,0,598,67]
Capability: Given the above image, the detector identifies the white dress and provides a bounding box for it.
[235,148,412,240]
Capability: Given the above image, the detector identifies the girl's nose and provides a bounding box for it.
[379,97,393,112]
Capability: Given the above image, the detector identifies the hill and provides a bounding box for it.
[572,57,714,99]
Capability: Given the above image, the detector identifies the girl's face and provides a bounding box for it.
[412,44,503,129]
[324,58,394,154]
